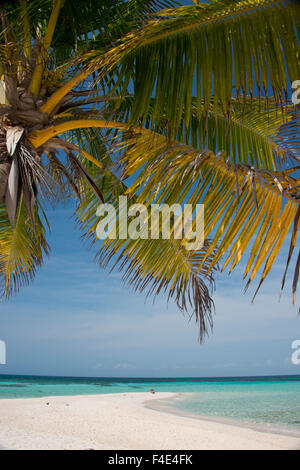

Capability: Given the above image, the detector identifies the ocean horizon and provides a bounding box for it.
[1,374,300,435]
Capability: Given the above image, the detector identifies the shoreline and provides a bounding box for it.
[146,392,300,439]
[0,392,299,450]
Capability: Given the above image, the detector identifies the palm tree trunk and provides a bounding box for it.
[0,159,10,203]
[0,125,10,203]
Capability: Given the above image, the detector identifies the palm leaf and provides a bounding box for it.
[114,127,300,302]
[0,197,49,298]
[70,0,300,137]
[72,128,217,341]
[104,96,300,170]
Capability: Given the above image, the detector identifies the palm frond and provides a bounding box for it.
[104,96,300,170]
[0,197,49,298]
[114,127,300,303]
[78,0,300,137]
[98,235,217,342]
[73,128,217,341]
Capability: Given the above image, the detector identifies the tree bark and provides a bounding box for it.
[0,158,10,204]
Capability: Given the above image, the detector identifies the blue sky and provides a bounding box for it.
[0,0,299,379]
[0,202,299,378]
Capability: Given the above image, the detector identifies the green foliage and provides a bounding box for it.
[0,0,299,337]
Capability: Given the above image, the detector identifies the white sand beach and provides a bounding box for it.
[0,392,299,450]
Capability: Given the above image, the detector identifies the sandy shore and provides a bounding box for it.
[0,392,299,450]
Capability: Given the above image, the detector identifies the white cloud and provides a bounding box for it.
[114,363,136,370]
[92,363,103,369]
[264,359,273,367]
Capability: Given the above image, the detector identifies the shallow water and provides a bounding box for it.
[1,374,299,432]
[166,379,300,433]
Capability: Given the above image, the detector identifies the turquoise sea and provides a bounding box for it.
[1,374,300,433]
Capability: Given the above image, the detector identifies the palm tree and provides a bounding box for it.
[0,0,299,340]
